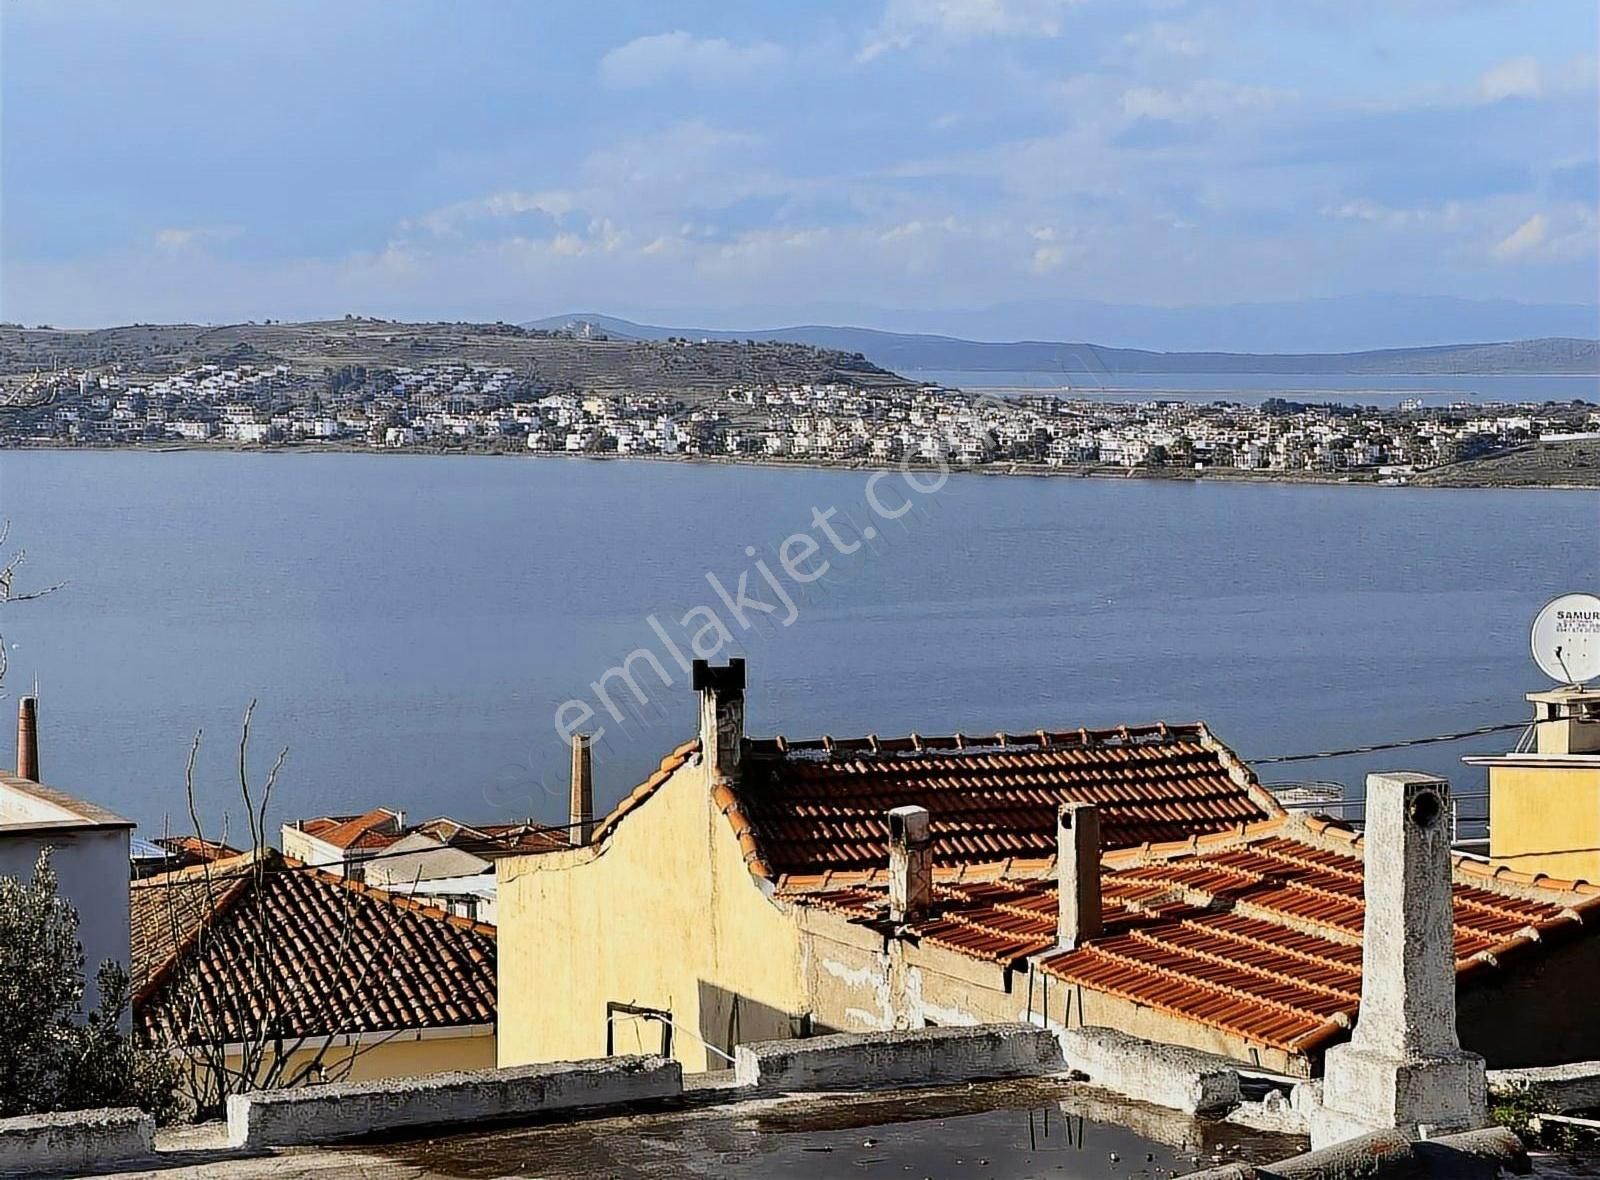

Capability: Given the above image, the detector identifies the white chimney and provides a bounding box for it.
[570,732,594,847]
[1311,772,1488,1148]
[887,805,933,923]
[1058,802,1102,948]
[693,658,745,785]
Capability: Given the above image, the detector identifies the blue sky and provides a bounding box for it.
[1,0,1596,332]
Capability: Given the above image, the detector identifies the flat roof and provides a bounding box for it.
[131,1078,1302,1179]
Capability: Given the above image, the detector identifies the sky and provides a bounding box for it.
[1,0,1597,336]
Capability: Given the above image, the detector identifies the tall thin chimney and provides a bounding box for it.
[1311,772,1487,1148]
[1057,802,1102,948]
[16,696,39,782]
[887,805,933,923]
[692,658,746,785]
[569,732,594,847]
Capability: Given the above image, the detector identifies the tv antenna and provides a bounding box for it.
[1531,592,1600,689]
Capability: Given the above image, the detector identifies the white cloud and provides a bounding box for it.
[1122,20,1204,59]
[599,31,785,88]
[152,226,233,249]
[410,190,575,237]
[860,0,1079,60]
[1320,199,1466,230]
[1478,55,1541,102]
[1492,212,1547,260]
[1120,80,1291,122]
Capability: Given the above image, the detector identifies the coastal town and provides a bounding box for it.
[3,358,1597,482]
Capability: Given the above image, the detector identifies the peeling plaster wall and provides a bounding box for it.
[795,908,1311,1076]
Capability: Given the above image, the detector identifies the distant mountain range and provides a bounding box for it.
[528,294,1600,354]
[524,314,1600,377]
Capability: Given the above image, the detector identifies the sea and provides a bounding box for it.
[0,447,1595,842]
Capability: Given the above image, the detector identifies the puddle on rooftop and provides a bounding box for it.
[369,1078,1304,1180]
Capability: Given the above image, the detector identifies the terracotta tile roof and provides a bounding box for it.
[306,806,406,852]
[129,851,496,1045]
[154,835,239,866]
[781,816,1600,1058]
[409,817,568,857]
[587,739,702,846]
[738,722,1281,884]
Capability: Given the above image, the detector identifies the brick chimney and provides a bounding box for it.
[887,805,933,923]
[1057,802,1102,948]
[692,658,745,785]
[569,732,594,847]
[1311,772,1487,1148]
[15,695,38,782]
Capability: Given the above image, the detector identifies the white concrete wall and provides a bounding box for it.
[227,1055,683,1149]
[0,825,131,1017]
[733,1024,1062,1094]
[0,1108,152,1175]
[1058,1027,1242,1116]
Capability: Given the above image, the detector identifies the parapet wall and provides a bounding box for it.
[1059,1026,1243,1115]
[0,1108,153,1177]
[227,1054,683,1149]
[734,1023,1062,1094]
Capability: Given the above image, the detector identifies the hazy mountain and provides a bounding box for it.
[527,295,1599,355]
[524,314,1600,376]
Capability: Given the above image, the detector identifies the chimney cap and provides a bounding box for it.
[692,658,746,693]
[887,804,931,844]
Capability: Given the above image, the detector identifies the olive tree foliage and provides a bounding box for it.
[0,849,180,1121]
[0,526,177,1119]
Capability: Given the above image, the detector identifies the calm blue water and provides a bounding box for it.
[0,449,1594,840]
[906,370,1600,407]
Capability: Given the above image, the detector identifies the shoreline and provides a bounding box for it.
[1,439,1595,491]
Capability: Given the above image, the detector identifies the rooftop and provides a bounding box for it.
[119,1077,1300,1179]
[781,814,1600,1057]
[294,806,406,852]
[0,772,135,830]
[734,722,1281,884]
[409,817,568,857]
[130,850,497,1044]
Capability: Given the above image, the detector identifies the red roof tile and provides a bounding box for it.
[587,739,702,846]
[130,851,496,1045]
[307,806,406,851]
[739,722,1280,883]
[780,816,1600,1057]
[153,835,240,866]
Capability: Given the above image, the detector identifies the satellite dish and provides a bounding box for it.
[1531,593,1600,687]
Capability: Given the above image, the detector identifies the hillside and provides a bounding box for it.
[0,319,910,394]
[525,315,1600,377]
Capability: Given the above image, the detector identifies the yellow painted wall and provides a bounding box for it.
[1489,764,1600,883]
[496,757,808,1073]
[213,1030,495,1093]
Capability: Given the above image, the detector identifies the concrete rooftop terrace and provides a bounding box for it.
[99,1079,1299,1180]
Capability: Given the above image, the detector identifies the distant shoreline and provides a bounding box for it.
[3,438,1596,490]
